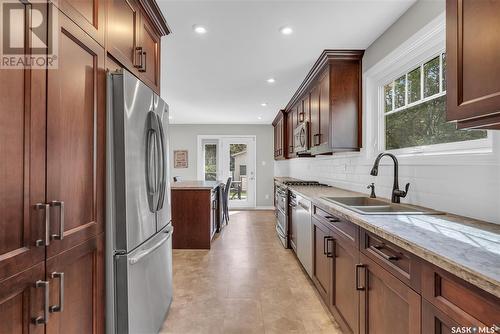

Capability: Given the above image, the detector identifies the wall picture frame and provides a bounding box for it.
[174,150,188,168]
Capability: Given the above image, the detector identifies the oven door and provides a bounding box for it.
[275,208,288,248]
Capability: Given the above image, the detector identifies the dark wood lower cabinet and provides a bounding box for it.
[358,253,421,334]
[46,235,104,334]
[330,228,359,334]
[422,299,458,334]
[311,218,333,304]
[0,262,45,334]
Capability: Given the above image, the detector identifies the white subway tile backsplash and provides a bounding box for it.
[275,155,500,224]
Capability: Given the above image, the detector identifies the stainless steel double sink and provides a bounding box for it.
[321,196,443,215]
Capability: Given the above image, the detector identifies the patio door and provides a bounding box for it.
[220,137,256,208]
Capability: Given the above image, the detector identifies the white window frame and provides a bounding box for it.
[364,13,493,161]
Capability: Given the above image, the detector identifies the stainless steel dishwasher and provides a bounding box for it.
[293,193,312,277]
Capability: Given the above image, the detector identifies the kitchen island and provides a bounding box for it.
[171,180,225,249]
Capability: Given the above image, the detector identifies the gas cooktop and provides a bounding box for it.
[282,180,330,187]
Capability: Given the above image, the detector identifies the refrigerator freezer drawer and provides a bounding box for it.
[115,224,173,334]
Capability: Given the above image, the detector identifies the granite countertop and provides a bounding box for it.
[274,178,500,299]
[171,180,224,190]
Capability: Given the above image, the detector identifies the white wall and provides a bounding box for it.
[169,124,274,207]
[275,0,500,224]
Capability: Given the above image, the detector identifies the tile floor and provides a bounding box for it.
[160,210,342,334]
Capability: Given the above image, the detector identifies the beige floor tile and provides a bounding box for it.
[161,210,340,334]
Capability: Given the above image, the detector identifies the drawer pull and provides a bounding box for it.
[326,237,335,258]
[325,215,340,223]
[355,264,365,291]
[370,244,399,261]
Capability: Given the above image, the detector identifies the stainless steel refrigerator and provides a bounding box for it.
[106,69,173,334]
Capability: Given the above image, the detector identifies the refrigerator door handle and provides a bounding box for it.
[128,227,173,265]
[156,114,167,211]
[146,111,161,211]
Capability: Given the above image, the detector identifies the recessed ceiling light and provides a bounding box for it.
[257,116,263,120]
[280,26,293,35]
[261,103,268,107]
[193,25,207,34]
[266,78,276,84]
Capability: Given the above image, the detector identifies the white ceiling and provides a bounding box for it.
[158,0,416,124]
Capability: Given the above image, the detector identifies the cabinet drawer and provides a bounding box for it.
[422,263,500,328]
[360,229,420,291]
[312,205,357,244]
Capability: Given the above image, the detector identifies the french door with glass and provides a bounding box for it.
[220,137,256,208]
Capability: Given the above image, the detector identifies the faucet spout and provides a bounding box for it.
[370,152,409,203]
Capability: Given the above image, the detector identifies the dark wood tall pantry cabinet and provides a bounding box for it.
[0,1,169,332]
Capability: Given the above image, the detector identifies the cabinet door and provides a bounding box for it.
[331,229,359,334]
[56,0,105,45]
[447,0,500,125]
[310,86,320,146]
[311,218,333,305]
[319,70,330,147]
[0,262,46,334]
[359,254,421,334]
[0,1,46,282]
[107,0,140,71]
[46,12,105,258]
[422,299,460,334]
[287,111,294,157]
[46,235,104,334]
[139,14,161,93]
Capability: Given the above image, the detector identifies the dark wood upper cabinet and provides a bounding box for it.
[140,14,161,93]
[55,0,105,46]
[0,2,46,282]
[107,0,140,71]
[46,12,105,258]
[310,85,320,149]
[358,253,421,334]
[286,110,295,158]
[447,0,500,129]
[274,50,363,158]
[107,0,169,93]
[318,69,330,150]
[273,110,286,160]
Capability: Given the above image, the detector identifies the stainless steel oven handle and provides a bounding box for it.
[275,224,286,239]
[129,227,173,265]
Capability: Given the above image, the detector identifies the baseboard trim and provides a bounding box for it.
[229,206,275,211]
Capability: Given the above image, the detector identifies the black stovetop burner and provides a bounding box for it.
[282,180,330,187]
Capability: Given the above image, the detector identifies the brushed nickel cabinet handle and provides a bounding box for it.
[139,51,147,72]
[370,244,399,261]
[35,203,50,247]
[134,47,143,68]
[355,264,366,291]
[50,201,64,240]
[32,280,49,325]
[50,272,64,313]
[326,237,335,258]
